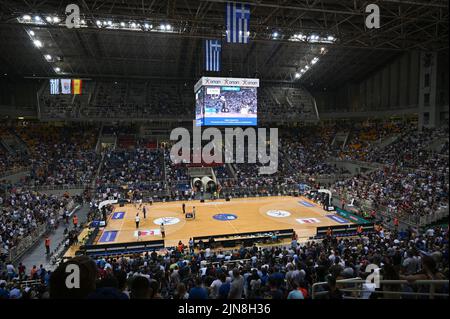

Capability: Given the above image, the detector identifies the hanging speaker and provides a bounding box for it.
[201,176,216,192]
[192,177,202,189]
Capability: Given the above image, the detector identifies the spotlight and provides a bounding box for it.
[44,54,52,61]
[96,20,101,26]
[327,35,335,41]
[295,72,301,79]
[166,24,171,30]
[131,22,136,28]
[120,22,125,27]
[54,67,61,72]
[160,24,166,30]
[34,16,42,22]
[272,32,278,38]
[33,40,42,48]
[144,23,149,29]
[29,30,35,36]
[46,16,52,22]
[53,16,60,23]
[81,20,85,24]
[107,20,112,26]
[23,15,31,21]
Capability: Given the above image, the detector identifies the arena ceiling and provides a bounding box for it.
[0,0,448,89]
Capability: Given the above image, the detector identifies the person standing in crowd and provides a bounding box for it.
[229,268,244,299]
[64,210,70,224]
[189,238,194,253]
[73,214,78,229]
[44,236,51,255]
[357,225,364,237]
[135,213,140,229]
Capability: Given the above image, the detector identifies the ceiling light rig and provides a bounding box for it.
[289,33,337,44]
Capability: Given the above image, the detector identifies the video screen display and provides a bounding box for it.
[195,86,257,126]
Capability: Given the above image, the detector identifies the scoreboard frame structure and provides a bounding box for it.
[194,76,260,127]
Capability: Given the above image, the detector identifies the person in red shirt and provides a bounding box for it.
[18,263,26,280]
[73,215,79,228]
[394,217,399,228]
[177,241,184,253]
[357,225,364,237]
[45,236,51,255]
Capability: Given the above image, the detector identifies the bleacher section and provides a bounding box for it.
[38,80,319,122]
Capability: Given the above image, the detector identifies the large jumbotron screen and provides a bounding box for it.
[195,77,259,126]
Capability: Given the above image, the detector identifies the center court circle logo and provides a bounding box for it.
[153,217,180,226]
[266,210,291,218]
[213,214,238,221]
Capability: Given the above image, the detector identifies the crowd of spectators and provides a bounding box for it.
[364,127,449,171]
[3,124,101,187]
[333,167,448,221]
[0,189,71,260]
[98,148,164,187]
[1,225,447,299]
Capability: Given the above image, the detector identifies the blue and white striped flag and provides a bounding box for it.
[205,39,222,72]
[50,79,60,95]
[226,2,250,44]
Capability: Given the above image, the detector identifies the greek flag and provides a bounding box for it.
[50,79,60,95]
[226,2,250,44]
[205,39,221,72]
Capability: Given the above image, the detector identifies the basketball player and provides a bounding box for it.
[160,222,165,238]
[192,206,196,219]
[182,203,186,215]
[135,213,140,229]
[220,96,229,113]
[143,206,147,219]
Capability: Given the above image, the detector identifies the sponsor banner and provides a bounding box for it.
[111,212,125,220]
[213,214,238,221]
[203,117,257,126]
[90,220,106,227]
[134,229,161,237]
[299,200,315,207]
[335,208,371,224]
[194,77,259,92]
[99,230,118,243]
[326,214,348,224]
[296,218,320,224]
[266,210,291,218]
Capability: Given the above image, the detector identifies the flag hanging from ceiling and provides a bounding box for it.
[205,39,222,72]
[61,79,72,94]
[72,79,82,95]
[226,2,251,43]
[50,79,60,95]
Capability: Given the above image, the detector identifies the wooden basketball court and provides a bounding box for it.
[94,196,353,247]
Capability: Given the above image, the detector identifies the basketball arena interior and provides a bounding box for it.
[0,0,449,303]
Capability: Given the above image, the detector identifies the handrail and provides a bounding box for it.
[312,278,449,299]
